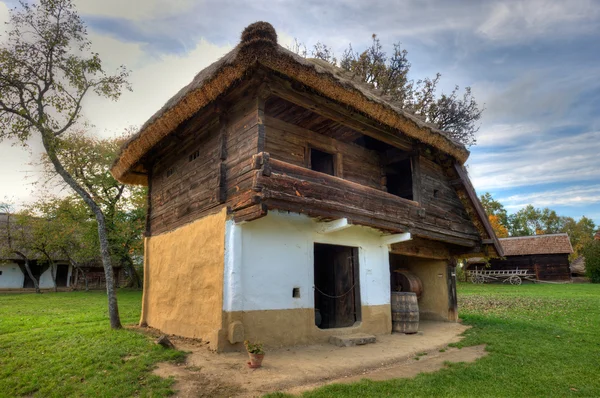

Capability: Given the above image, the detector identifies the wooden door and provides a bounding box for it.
[314,244,361,329]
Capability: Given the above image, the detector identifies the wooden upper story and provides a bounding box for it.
[142,72,493,255]
[112,22,502,258]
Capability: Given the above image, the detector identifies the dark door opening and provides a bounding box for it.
[385,158,413,200]
[310,148,335,176]
[56,264,69,287]
[314,243,361,329]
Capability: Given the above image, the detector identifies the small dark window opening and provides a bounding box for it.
[0,270,3,275]
[385,158,413,200]
[188,149,200,162]
[314,243,361,329]
[433,189,440,198]
[292,287,301,298]
[310,148,335,176]
[166,168,175,178]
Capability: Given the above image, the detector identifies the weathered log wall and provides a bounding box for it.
[144,73,485,253]
[265,116,383,189]
[148,80,262,235]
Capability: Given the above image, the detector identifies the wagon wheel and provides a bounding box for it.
[471,275,485,284]
[508,275,522,286]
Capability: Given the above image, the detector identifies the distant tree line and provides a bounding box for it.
[479,192,597,261]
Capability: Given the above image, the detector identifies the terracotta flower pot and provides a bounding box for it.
[247,352,265,368]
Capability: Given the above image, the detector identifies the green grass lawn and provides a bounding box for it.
[1,284,599,397]
[270,283,600,398]
[0,290,183,397]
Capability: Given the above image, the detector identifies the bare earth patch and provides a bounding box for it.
[151,321,487,397]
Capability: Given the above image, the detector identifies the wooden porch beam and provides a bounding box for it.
[381,232,412,245]
[315,218,352,234]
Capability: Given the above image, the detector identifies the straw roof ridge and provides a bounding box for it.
[500,232,569,240]
[112,21,469,185]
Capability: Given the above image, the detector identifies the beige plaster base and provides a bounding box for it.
[141,209,227,350]
[390,255,453,322]
[218,304,392,351]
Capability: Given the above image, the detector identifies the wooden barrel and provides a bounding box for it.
[391,270,423,299]
[391,292,419,334]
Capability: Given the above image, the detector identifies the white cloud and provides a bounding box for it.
[477,0,600,42]
[75,0,195,21]
[81,34,231,136]
[0,1,9,27]
[476,123,541,147]
[499,185,600,209]
[469,130,600,190]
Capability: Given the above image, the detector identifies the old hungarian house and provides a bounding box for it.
[111,22,501,351]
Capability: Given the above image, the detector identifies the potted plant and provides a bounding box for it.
[244,340,265,368]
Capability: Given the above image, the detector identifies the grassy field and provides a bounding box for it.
[0,290,183,397]
[1,284,599,397]
[272,283,600,397]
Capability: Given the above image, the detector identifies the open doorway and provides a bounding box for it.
[314,243,361,329]
[56,264,69,287]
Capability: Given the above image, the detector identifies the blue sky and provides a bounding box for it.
[0,0,599,226]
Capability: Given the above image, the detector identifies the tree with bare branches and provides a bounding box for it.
[0,0,130,328]
[291,34,483,146]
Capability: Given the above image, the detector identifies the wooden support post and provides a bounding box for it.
[447,258,458,322]
[256,86,269,154]
[144,166,153,237]
[217,111,228,203]
[411,154,422,204]
[315,218,351,234]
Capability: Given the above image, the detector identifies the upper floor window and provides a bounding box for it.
[309,148,335,176]
[385,158,413,201]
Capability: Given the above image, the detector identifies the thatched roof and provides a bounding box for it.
[499,234,573,256]
[111,21,470,185]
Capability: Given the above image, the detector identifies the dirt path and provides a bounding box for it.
[152,322,487,397]
[285,345,487,395]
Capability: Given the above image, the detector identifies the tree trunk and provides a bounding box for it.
[18,254,40,293]
[50,262,57,293]
[83,269,89,292]
[41,133,121,328]
[95,210,122,328]
[73,267,79,289]
[123,256,142,289]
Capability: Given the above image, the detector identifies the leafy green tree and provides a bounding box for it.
[0,0,129,328]
[293,34,483,146]
[582,240,600,283]
[563,216,596,259]
[39,130,145,288]
[480,192,509,225]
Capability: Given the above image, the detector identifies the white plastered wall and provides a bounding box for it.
[38,263,72,288]
[223,211,391,312]
[0,262,24,288]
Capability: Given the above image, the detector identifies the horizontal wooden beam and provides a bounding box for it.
[315,218,351,234]
[256,156,480,247]
[381,232,412,245]
[383,149,418,165]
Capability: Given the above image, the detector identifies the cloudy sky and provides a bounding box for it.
[0,0,599,225]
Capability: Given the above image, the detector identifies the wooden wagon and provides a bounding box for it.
[467,269,535,285]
